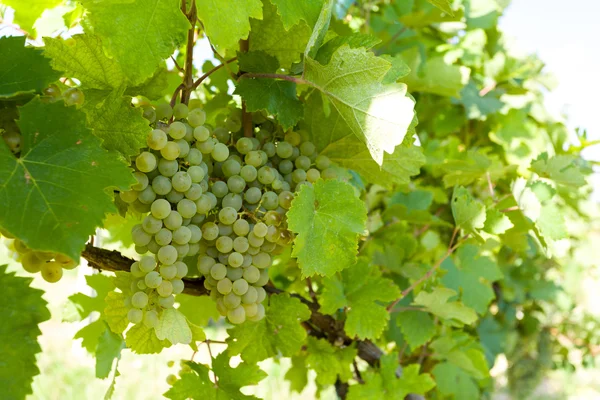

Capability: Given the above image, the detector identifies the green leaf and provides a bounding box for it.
[315,33,381,65]
[176,295,220,327]
[287,179,367,277]
[483,208,513,235]
[0,98,134,259]
[427,0,454,15]
[197,0,263,54]
[104,291,130,334]
[235,78,303,129]
[347,354,435,400]
[0,265,51,399]
[126,322,171,354]
[304,94,424,187]
[396,310,436,349]
[82,0,190,84]
[125,68,170,100]
[320,259,400,339]
[43,34,125,90]
[441,245,503,314]
[460,81,503,120]
[304,0,335,59]
[270,0,324,30]
[95,323,125,379]
[305,337,357,385]
[432,362,479,400]
[226,293,311,363]
[69,274,116,320]
[380,54,412,84]
[1,0,62,35]
[0,36,60,98]
[154,308,193,345]
[250,1,312,69]
[75,318,106,353]
[285,355,309,393]
[212,352,267,398]
[451,186,486,235]
[237,50,280,73]
[413,288,478,325]
[537,203,567,240]
[531,152,586,187]
[304,46,415,165]
[82,89,150,158]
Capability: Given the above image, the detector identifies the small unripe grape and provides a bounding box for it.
[284,131,301,146]
[227,306,246,324]
[193,126,210,142]
[145,271,163,288]
[160,265,177,280]
[155,103,173,120]
[233,219,250,236]
[212,143,229,162]
[224,292,242,309]
[242,286,258,304]
[147,129,168,150]
[157,280,174,297]
[144,310,159,328]
[158,245,178,265]
[131,291,149,308]
[211,263,227,280]
[228,252,244,268]
[139,255,157,272]
[127,309,143,324]
[188,108,206,127]
[63,87,85,107]
[174,261,188,278]
[217,278,233,294]
[21,252,43,273]
[160,142,181,160]
[171,279,184,294]
[158,295,175,308]
[307,168,321,183]
[173,103,189,119]
[136,152,157,172]
[232,279,249,295]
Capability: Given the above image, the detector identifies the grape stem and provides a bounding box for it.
[81,244,384,367]
[179,0,197,105]
[239,39,254,138]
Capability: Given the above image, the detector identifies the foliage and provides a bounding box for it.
[0,0,598,399]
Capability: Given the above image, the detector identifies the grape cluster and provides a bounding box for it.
[123,101,333,325]
[1,231,77,283]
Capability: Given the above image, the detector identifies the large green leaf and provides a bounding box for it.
[305,337,357,385]
[531,152,586,187]
[270,0,324,30]
[287,179,367,277]
[0,98,134,259]
[0,265,51,399]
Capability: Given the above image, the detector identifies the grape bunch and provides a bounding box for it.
[1,231,77,283]
[123,100,333,325]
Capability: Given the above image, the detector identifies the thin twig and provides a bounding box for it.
[191,57,238,90]
[500,206,520,213]
[205,340,218,384]
[353,360,364,384]
[238,72,308,85]
[486,172,495,200]
[180,0,197,105]
[171,56,184,72]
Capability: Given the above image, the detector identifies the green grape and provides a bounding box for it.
[217,278,233,294]
[222,193,243,211]
[244,187,262,204]
[227,305,246,324]
[187,165,205,182]
[219,223,233,237]
[132,225,152,246]
[243,265,260,283]
[158,159,178,177]
[147,239,161,254]
[276,142,293,158]
[171,171,192,192]
[211,181,229,198]
[43,83,61,98]
[307,168,321,182]
[193,126,210,142]
[164,210,183,230]
[186,148,203,165]
[198,256,216,275]
[240,165,258,182]
[265,225,279,243]
[184,183,203,201]
[258,150,268,165]
[160,265,177,279]
[139,255,157,272]
[176,139,190,157]
[161,142,181,160]
[228,252,244,268]
[195,195,213,214]
[151,199,171,219]
[40,261,63,282]
[130,261,144,278]
[155,103,173,120]
[224,292,242,309]
[284,131,301,146]
[152,175,172,195]
[315,154,330,170]
[271,179,283,191]
[213,127,230,143]
[188,108,206,127]
[174,243,189,259]
[278,160,293,174]
[143,310,159,328]
[233,237,249,253]
[119,190,138,203]
[236,137,253,154]
[243,303,258,318]
[142,215,162,234]
[222,159,241,177]
[264,210,282,226]
[177,199,197,218]
[257,166,275,185]
[132,291,149,308]
[227,267,244,281]
[256,269,270,286]
[168,121,187,139]
[187,225,202,243]
[166,190,185,204]
[227,175,246,194]
[233,219,250,236]
[278,191,294,209]
[295,155,311,170]
[172,226,192,245]
[158,245,178,265]
[242,286,258,304]
[290,146,300,161]
[252,252,271,269]
[21,252,43,273]
[147,129,168,150]
[253,222,268,238]
[322,167,337,179]
[292,169,307,183]
[145,270,163,288]
[261,191,279,210]
[132,172,149,191]
[261,241,277,253]
[138,186,157,204]
[63,87,85,107]
[300,141,315,156]
[256,287,267,303]
[136,152,157,172]
[211,263,227,280]
[216,236,233,253]
[245,151,263,167]
[173,103,189,119]
[212,143,229,162]
[247,246,260,255]
[142,105,156,123]
[218,207,238,225]
[174,261,188,278]
[137,279,148,291]
[262,142,276,157]
[157,280,174,297]
[187,243,200,257]
[158,295,175,308]
[171,279,185,294]
[127,309,143,324]
[232,278,249,296]
[249,303,265,321]
[202,222,219,240]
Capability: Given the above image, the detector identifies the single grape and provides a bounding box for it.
[224,292,242,309]
[127,309,143,324]
[188,108,206,127]
[173,103,189,119]
[233,237,250,253]
[63,87,85,107]
[174,261,188,278]
[247,246,260,255]
[164,210,183,230]
[132,172,149,191]
[245,151,263,167]
[21,252,43,273]
[40,261,63,282]
[158,295,175,308]
[177,198,197,218]
[233,219,250,236]
[227,306,246,324]
[213,127,230,143]
[161,142,181,160]
[227,175,246,194]
[222,193,243,211]
[295,155,311,170]
[243,265,260,283]
[300,141,315,156]
[119,190,138,203]
[212,143,229,162]
[136,152,157,172]
[249,303,265,321]
[322,167,337,179]
[284,131,301,146]
[171,171,192,192]
[217,278,233,295]
[211,263,227,280]
[176,139,190,157]
[253,252,271,269]
[232,278,249,295]
[307,168,321,183]
[256,287,267,303]
[145,270,163,288]
[218,207,238,225]
[142,215,163,234]
[184,183,203,201]
[132,291,149,308]
[222,159,241,177]
[187,166,205,183]
[243,187,261,204]
[253,222,268,238]
[186,148,203,166]
[172,226,192,245]
[202,222,219,241]
[243,303,258,318]
[228,252,244,268]
[292,169,307,183]
[256,269,270,286]
[264,210,282,226]
[160,265,178,280]
[261,191,279,210]
[157,280,174,297]
[158,245,178,265]
[171,279,185,294]
[211,181,229,198]
[144,310,159,328]
[216,236,233,253]
[151,199,171,219]
[139,255,157,272]
[193,126,210,142]
[168,121,187,139]
[155,103,173,120]
[276,141,293,158]
[132,225,152,246]
[152,175,172,196]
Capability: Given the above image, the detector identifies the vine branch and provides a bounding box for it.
[239,72,309,85]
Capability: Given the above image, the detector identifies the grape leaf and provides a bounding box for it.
[0,36,60,99]
[82,89,150,158]
[0,98,134,260]
[441,245,503,314]
[305,337,357,385]
[1,0,62,35]
[95,323,125,379]
[250,1,312,69]
[413,288,478,325]
[176,295,220,327]
[270,0,324,30]
[287,179,367,277]
[537,203,567,240]
[396,310,436,349]
[320,258,400,339]
[427,0,454,15]
[69,274,115,320]
[285,355,309,393]
[460,81,503,120]
[154,308,193,345]
[483,208,513,235]
[304,0,334,59]
[237,50,280,73]
[197,0,263,54]
[315,33,381,65]
[347,354,435,400]
[74,317,106,353]
[304,93,425,187]
[43,34,125,90]
[531,152,586,187]
[304,46,415,165]
[126,322,171,354]
[104,291,130,334]
[226,293,311,363]
[82,0,190,84]
[432,362,479,400]
[0,265,51,400]
[451,186,486,235]
[165,353,266,400]
[124,68,170,100]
